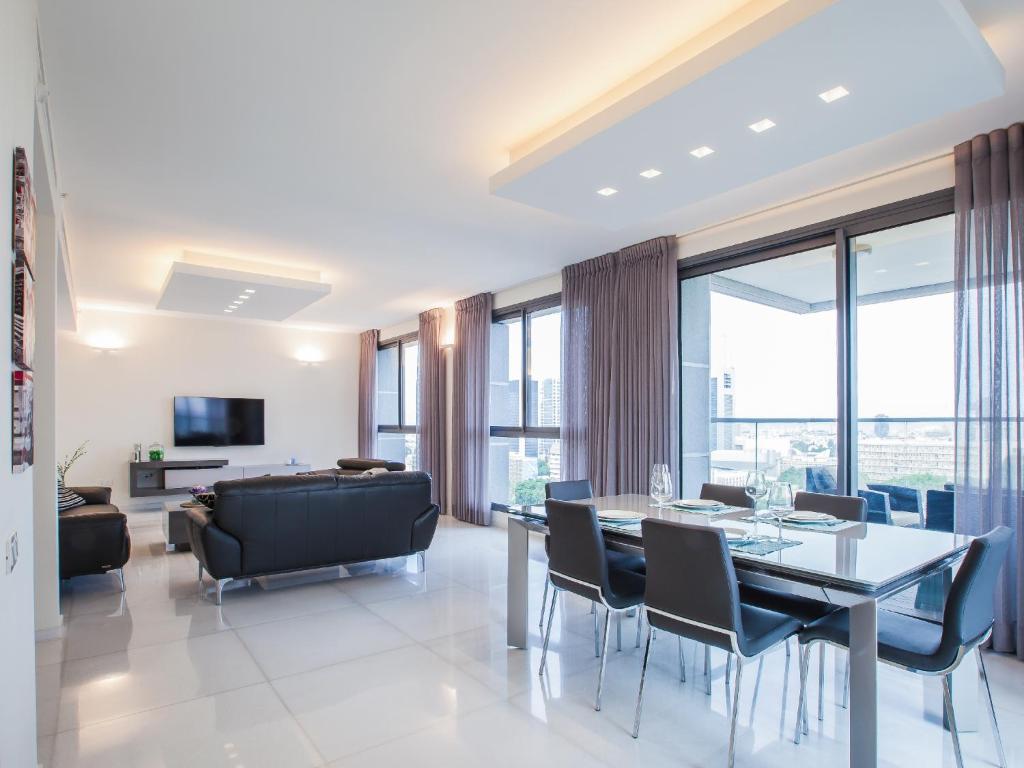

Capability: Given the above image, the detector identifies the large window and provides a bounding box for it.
[680,191,956,527]
[376,335,419,469]
[489,298,561,507]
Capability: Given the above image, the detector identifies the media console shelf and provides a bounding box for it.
[129,459,230,497]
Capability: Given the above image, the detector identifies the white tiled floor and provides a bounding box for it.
[36,515,1024,767]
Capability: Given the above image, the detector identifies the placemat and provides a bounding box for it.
[727,537,801,556]
[740,515,860,533]
[669,504,740,517]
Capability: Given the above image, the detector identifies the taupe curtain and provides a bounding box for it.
[954,122,1023,657]
[562,236,678,496]
[452,292,492,525]
[357,329,379,458]
[418,308,447,511]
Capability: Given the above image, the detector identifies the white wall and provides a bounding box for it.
[1,0,41,764]
[58,309,360,509]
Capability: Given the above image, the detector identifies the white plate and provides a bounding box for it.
[672,499,724,509]
[597,509,643,521]
[783,511,836,523]
[721,527,748,540]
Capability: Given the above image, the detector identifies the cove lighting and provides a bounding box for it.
[596,187,618,197]
[819,85,849,103]
[748,118,775,133]
[639,168,662,179]
[690,146,715,159]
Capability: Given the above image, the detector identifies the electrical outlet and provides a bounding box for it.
[5,531,18,575]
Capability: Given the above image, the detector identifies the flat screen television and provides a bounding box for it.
[173,396,265,447]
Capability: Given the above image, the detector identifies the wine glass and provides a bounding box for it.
[744,470,768,511]
[650,464,673,508]
[766,481,794,534]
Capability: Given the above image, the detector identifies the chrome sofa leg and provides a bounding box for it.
[538,587,558,677]
[116,567,125,593]
[704,644,712,695]
[595,608,612,711]
[214,578,230,606]
[977,650,1007,768]
[677,636,687,682]
[539,577,549,632]
[942,674,965,768]
[727,657,744,768]
[632,626,655,738]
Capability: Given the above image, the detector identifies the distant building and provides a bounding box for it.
[710,367,736,450]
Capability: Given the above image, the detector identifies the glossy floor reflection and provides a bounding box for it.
[37,514,1024,767]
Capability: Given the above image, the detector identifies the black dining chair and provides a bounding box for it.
[539,480,595,634]
[794,526,1012,768]
[700,483,753,509]
[539,499,646,711]
[632,519,803,767]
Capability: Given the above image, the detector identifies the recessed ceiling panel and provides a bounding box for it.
[156,262,331,321]
[490,0,1003,229]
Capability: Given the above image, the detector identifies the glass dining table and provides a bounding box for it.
[505,494,973,768]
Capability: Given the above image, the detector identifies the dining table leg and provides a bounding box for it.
[848,597,878,768]
[507,517,529,649]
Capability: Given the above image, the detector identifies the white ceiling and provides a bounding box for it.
[491,0,1002,229]
[38,0,1024,331]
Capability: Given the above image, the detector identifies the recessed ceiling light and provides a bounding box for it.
[232,301,243,306]
[690,146,715,159]
[224,309,233,313]
[748,118,776,133]
[244,289,256,293]
[914,261,930,267]
[596,187,618,197]
[238,294,250,299]
[639,168,662,179]
[819,85,850,103]
[874,268,888,274]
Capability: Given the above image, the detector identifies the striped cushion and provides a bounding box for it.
[57,483,87,512]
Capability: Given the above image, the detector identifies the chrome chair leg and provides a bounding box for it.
[841,654,850,709]
[726,653,733,688]
[795,644,812,744]
[727,657,744,768]
[616,612,622,652]
[977,650,1007,768]
[593,604,600,657]
[786,637,791,658]
[632,626,655,738]
[704,644,712,695]
[817,643,825,721]
[595,609,612,711]
[539,576,549,631]
[677,636,687,682]
[634,610,643,648]
[942,674,965,768]
[116,567,125,593]
[538,586,559,677]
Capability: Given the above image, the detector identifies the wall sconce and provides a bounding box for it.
[295,345,325,365]
[86,331,125,352]
[441,308,455,349]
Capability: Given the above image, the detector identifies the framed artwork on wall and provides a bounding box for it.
[12,146,35,276]
[12,369,33,473]
[12,261,35,370]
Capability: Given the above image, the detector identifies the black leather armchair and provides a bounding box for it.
[187,471,438,603]
[59,486,131,589]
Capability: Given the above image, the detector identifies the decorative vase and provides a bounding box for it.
[148,442,164,461]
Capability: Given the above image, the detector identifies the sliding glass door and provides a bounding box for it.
[679,192,955,527]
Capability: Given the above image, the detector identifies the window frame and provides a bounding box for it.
[377,331,418,436]
[678,187,955,496]
[490,292,561,441]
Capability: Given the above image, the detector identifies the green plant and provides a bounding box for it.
[57,441,89,485]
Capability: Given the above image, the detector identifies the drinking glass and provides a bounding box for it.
[744,470,768,511]
[765,482,794,533]
[650,464,673,508]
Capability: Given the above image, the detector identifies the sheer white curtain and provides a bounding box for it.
[954,123,1023,657]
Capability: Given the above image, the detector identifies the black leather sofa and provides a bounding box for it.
[59,486,131,589]
[186,471,438,603]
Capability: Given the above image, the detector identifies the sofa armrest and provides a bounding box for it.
[411,504,440,552]
[67,486,112,505]
[185,507,242,580]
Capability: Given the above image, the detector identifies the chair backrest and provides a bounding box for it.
[545,479,594,502]
[640,518,743,653]
[794,491,867,522]
[805,467,839,494]
[857,489,892,524]
[545,499,608,602]
[939,526,1013,659]
[866,484,922,513]
[699,483,751,508]
[925,490,955,532]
